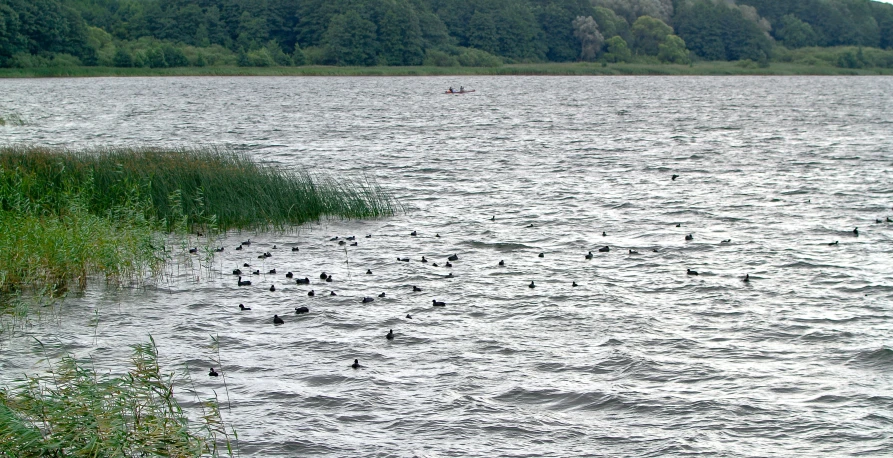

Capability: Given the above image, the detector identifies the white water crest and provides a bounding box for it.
[1,76,892,457]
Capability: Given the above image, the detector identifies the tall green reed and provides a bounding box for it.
[0,145,398,232]
[0,336,233,457]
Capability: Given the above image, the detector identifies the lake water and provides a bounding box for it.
[1,76,892,457]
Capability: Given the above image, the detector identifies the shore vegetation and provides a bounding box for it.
[0,145,397,295]
[0,337,234,457]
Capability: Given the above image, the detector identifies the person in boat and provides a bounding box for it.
[460,86,464,93]
[448,86,454,93]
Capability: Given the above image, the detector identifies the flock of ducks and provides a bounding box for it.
[204,181,888,375]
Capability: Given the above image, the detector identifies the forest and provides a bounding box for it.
[1,0,893,69]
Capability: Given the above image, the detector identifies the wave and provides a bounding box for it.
[464,240,534,251]
[847,346,893,369]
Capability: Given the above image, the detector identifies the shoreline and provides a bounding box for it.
[1,62,892,78]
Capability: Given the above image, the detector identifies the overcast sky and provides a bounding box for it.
[876,0,893,4]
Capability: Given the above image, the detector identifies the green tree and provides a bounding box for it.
[657,34,689,63]
[145,46,166,68]
[377,1,424,65]
[593,6,630,41]
[323,10,377,66]
[630,15,672,56]
[603,35,631,62]
[112,46,132,67]
[467,10,499,54]
[292,41,306,65]
[775,14,818,48]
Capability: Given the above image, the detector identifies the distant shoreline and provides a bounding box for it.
[2,62,892,78]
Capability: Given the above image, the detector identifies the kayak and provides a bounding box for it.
[445,90,475,94]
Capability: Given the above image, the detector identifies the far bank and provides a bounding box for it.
[2,62,892,78]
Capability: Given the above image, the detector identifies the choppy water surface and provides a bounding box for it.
[1,76,892,457]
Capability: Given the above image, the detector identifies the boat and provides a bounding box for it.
[445,90,475,94]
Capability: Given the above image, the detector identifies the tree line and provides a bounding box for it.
[2,0,893,68]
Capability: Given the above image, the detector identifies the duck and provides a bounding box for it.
[721,239,731,244]
[743,274,750,283]
[432,299,446,307]
[296,277,310,284]
[411,231,418,236]
[572,281,579,287]
[366,234,372,238]
[252,270,260,275]
[676,223,681,227]
[398,257,410,262]
[685,234,694,241]
[320,272,328,279]
[362,297,374,303]
[286,272,293,278]
[330,291,337,296]
[828,241,839,246]
[242,239,251,246]
[538,252,545,258]
[366,269,372,274]
[326,275,333,282]
[215,247,224,252]
[295,306,309,314]
[602,231,607,237]
[435,233,440,237]
[351,359,362,369]
[268,269,276,274]
[598,246,609,252]
[652,248,659,252]
[329,237,339,241]
[239,304,251,311]
[445,262,453,267]
[258,254,266,259]
[236,245,243,250]
[272,245,277,249]
[269,284,276,292]
[527,224,534,228]
[273,315,284,325]
[672,174,679,181]
[237,277,251,286]
[346,236,356,241]
[491,215,495,221]
[448,254,459,261]
[243,263,251,267]
[445,272,454,278]
[421,256,428,263]
[378,292,386,298]
[406,314,413,319]
[878,219,883,224]
[629,250,639,254]
[308,290,315,297]
[338,240,346,245]
[386,329,394,340]
[529,281,536,288]
[687,268,699,276]
[209,367,219,377]
[350,242,357,246]
[432,262,439,267]
[499,260,505,266]
[291,246,300,252]
[413,286,422,292]
[585,252,593,259]
[232,269,242,275]
[264,252,272,258]
[853,227,859,236]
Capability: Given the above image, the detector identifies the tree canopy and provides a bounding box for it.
[1,0,893,68]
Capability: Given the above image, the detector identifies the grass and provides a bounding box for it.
[0,145,397,231]
[0,61,892,78]
[0,113,26,126]
[0,145,397,295]
[0,336,234,457]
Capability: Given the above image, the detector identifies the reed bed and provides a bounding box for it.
[0,145,397,231]
[0,113,26,126]
[0,145,396,294]
[0,337,233,457]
